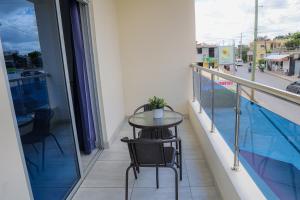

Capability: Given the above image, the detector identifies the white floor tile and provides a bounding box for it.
[73,119,222,200]
[72,187,131,200]
[131,187,192,200]
[191,187,222,200]
[81,161,134,188]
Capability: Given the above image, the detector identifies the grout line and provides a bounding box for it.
[80,186,129,188]
[183,159,194,200]
[130,176,137,200]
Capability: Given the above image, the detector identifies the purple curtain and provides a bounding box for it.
[70,0,96,154]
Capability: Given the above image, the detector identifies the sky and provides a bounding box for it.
[0,0,40,55]
[195,0,300,46]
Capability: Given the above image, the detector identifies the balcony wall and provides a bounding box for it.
[116,0,196,115]
[91,0,126,146]
[91,0,197,144]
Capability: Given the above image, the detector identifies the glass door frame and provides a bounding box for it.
[0,0,105,199]
[56,0,105,198]
[78,0,104,150]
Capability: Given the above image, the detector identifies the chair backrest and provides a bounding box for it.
[32,108,53,135]
[121,137,167,166]
[134,104,174,114]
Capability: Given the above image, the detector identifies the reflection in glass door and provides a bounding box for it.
[0,0,80,199]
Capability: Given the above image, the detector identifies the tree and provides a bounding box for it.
[28,51,43,68]
[242,46,250,62]
[284,32,300,50]
[274,34,290,40]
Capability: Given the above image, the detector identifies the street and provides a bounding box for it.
[227,65,300,125]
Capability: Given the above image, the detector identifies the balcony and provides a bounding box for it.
[72,119,221,200]
[1,0,300,200]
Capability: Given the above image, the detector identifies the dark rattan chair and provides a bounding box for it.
[133,104,177,140]
[21,108,64,169]
[121,137,182,200]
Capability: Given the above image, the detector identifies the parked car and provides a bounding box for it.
[286,81,300,94]
[235,59,243,67]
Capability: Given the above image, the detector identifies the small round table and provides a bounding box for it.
[128,110,183,139]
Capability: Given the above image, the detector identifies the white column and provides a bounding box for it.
[0,37,32,200]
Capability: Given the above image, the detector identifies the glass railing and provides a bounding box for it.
[191,64,300,200]
[9,72,50,116]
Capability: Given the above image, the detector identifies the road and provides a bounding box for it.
[234,65,292,90]
[227,65,300,125]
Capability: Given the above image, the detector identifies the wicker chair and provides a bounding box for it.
[121,137,182,200]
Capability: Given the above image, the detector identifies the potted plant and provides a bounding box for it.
[149,96,167,119]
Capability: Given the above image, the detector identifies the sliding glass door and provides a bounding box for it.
[0,0,80,199]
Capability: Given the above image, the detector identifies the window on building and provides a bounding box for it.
[197,48,202,54]
[209,48,214,57]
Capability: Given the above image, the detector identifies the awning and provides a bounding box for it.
[264,54,290,62]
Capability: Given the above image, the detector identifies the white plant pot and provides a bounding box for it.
[153,109,164,119]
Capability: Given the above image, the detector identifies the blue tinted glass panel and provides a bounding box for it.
[0,1,80,199]
[208,79,300,200]
[200,71,212,118]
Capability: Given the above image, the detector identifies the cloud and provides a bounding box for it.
[196,0,300,45]
[0,1,40,54]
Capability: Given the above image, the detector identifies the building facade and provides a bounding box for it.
[196,43,218,68]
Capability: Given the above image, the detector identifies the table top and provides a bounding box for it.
[128,110,183,129]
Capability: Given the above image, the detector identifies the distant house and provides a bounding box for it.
[247,38,288,63]
[196,43,218,68]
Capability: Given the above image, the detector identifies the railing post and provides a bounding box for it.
[192,67,196,102]
[232,83,241,171]
[198,68,202,113]
[211,74,215,133]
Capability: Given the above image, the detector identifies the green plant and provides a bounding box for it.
[148,96,167,110]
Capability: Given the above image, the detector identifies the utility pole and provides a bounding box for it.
[240,33,243,59]
[251,0,258,101]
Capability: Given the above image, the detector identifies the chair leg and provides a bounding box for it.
[25,157,39,173]
[133,165,138,179]
[31,144,39,154]
[170,166,179,200]
[156,165,159,189]
[50,134,64,155]
[176,153,179,169]
[175,126,178,149]
[179,140,182,181]
[42,140,46,170]
[133,127,137,139]
[125,165,133,200]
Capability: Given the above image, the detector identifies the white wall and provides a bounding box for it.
[116,0,196,115]
[91,0,126,144]
[0,39,32,199]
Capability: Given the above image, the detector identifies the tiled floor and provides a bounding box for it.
[73,119,222,200]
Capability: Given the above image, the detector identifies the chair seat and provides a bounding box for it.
[138,128,174,139]
[138,146,176,167]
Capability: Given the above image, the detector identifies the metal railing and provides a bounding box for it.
[9,73,49,82]
[9,72,50,115]
[191,63,300,171]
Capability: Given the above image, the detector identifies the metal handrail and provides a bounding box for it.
[191,63,300,106]
[9,73,49,82]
